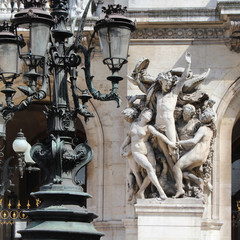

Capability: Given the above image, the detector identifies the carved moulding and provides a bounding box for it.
[229,21,240,53]
[131,27,226,40]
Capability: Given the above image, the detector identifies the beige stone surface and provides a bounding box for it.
[128,0,217,8]
[0,1,239,239]
[81,37,240,239]
[135,198,204,240]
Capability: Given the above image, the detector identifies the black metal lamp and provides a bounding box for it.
[0,1,136,239]
[0,22,19,81]
[12,4,54,58]
[12,129,29,178]
[11,0,54,79]
[95,4,135,82]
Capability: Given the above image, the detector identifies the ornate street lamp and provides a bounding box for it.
[95,4,135,82]
[0,22,19,80]
[0,0,135,239]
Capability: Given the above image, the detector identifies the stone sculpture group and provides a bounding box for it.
[120,53,216,202]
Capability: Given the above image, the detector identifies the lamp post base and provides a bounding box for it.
[19,184,103,240]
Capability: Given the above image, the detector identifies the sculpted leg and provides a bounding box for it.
[165,120,179,164]
[183,171,204,191]
[157,138,174,175]
[136,177,151,199]
[128,156,142,188]
[173,161,185,198]
[127,173,135,202]
[133,152,167,200]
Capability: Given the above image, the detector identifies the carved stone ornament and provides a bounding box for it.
[229,21,240,53]
[131,27,225,40]
[121,53,216,203]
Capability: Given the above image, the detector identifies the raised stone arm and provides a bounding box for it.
[174,52,192,93]
[182,52,191,79]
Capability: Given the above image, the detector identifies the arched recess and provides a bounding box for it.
[3,101,87,204]
[216,76,240,240]
[80,99,105,221]
[231,118,240,240]
[0,74,105,220]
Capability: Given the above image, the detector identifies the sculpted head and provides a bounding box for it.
[183,104,195,122]
[207,99,215,108]
[157,71,177,93]
[139,108,153,123]
[200,109,215,124]
[121,107,138,123]
[174,107,183,121]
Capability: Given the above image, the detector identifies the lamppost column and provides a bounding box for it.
[52,41,70,110]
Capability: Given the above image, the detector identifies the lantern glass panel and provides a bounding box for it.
[0,43,18,76]
[98,26,131,69]
[30,23,50,56]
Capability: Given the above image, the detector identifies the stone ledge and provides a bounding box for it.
[201,219,223,230]
[135,198,204,216]
[217,0,240,15]
[127,8,220,24]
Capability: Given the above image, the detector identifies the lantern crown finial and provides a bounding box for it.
[20,0,46,9]
[102,4,127,16]
[0,21,15,33]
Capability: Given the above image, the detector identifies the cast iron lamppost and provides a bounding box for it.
[0,0,135,239]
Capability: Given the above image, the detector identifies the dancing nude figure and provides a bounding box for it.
[120,108,176,200]
[174,109,215,197]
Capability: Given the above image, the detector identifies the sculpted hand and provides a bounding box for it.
[185,52,191,64]
[176,142,182,148]
[169,142,177,150]
[120,148,128,158]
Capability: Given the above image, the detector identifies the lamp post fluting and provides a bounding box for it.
[0,0,135,239]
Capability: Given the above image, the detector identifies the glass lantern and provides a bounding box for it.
[12,8,54,58]
[12,130,29,153]
[30,22,51,57]
[0,29,19,80]
[95,5,136,82]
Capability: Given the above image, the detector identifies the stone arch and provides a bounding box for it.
[82,99,105,221]
[215,74,240,239]
[0,80,105,211]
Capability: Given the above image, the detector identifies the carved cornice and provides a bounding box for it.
[131,27,226,40]
[127,8,220,23]
[217,0,240,16]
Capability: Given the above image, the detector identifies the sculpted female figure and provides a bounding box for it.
[121,107,143,201]
[120,108,176,200]
[176,104,200,151]
[173,109,215,198]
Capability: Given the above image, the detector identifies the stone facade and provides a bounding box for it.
[81,1,240,239]
[0,0,240,240]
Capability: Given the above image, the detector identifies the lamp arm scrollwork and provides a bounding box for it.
[71,143,93,185]
[34,58,49,100]
[1,60,49,119]
[69,67,94,119]
[70,0,121,107]
[80,45,121,107]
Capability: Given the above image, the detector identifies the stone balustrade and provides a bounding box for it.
[0,0,100,23]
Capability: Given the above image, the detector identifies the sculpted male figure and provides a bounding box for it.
[148,53,191,177]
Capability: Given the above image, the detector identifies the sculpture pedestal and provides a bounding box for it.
[135,198,204,240]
